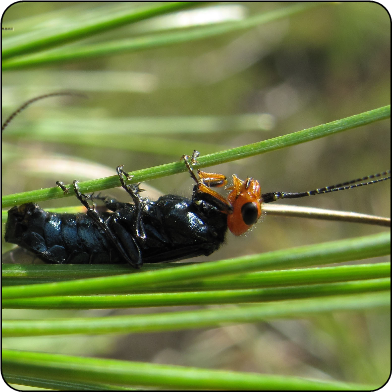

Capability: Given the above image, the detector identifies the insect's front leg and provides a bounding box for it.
[181,151,233,214]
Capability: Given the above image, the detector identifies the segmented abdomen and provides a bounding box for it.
[5,203,123,264]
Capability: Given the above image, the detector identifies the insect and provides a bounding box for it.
[2,95,391,268]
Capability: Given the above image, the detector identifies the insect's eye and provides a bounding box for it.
[241,202,259,225]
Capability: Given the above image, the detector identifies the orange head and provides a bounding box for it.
[227,174,262,236]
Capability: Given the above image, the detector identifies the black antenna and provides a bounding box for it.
[2,91,86,132]
[262,170,391,203]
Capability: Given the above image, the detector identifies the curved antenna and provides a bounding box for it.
[2,91,86,132]
[262,170,391,203]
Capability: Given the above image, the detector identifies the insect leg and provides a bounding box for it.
[116,166,148,242]
[181,150,200,183]
[181,151,232,213]
[56,181,70,194]
[68,180,142,267]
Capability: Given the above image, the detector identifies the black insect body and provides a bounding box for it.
[3,95,391,268]
[5,168,228,267]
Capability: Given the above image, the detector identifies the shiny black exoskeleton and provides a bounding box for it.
[4,95,391,268]
[5,166,228,268]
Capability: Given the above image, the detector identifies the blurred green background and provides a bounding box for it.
[2,2,390,386]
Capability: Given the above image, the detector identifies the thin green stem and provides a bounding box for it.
[3,348,368,390]
[2,232,389,300]
[3,3,324,70]
[2,292,389,337]
[2,2,202,61]
[2,105,390,208]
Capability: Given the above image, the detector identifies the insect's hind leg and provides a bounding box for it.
[88,193,129,213]
[57,180,96,211]
[56,179,142,268]
[56,181,126,212]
